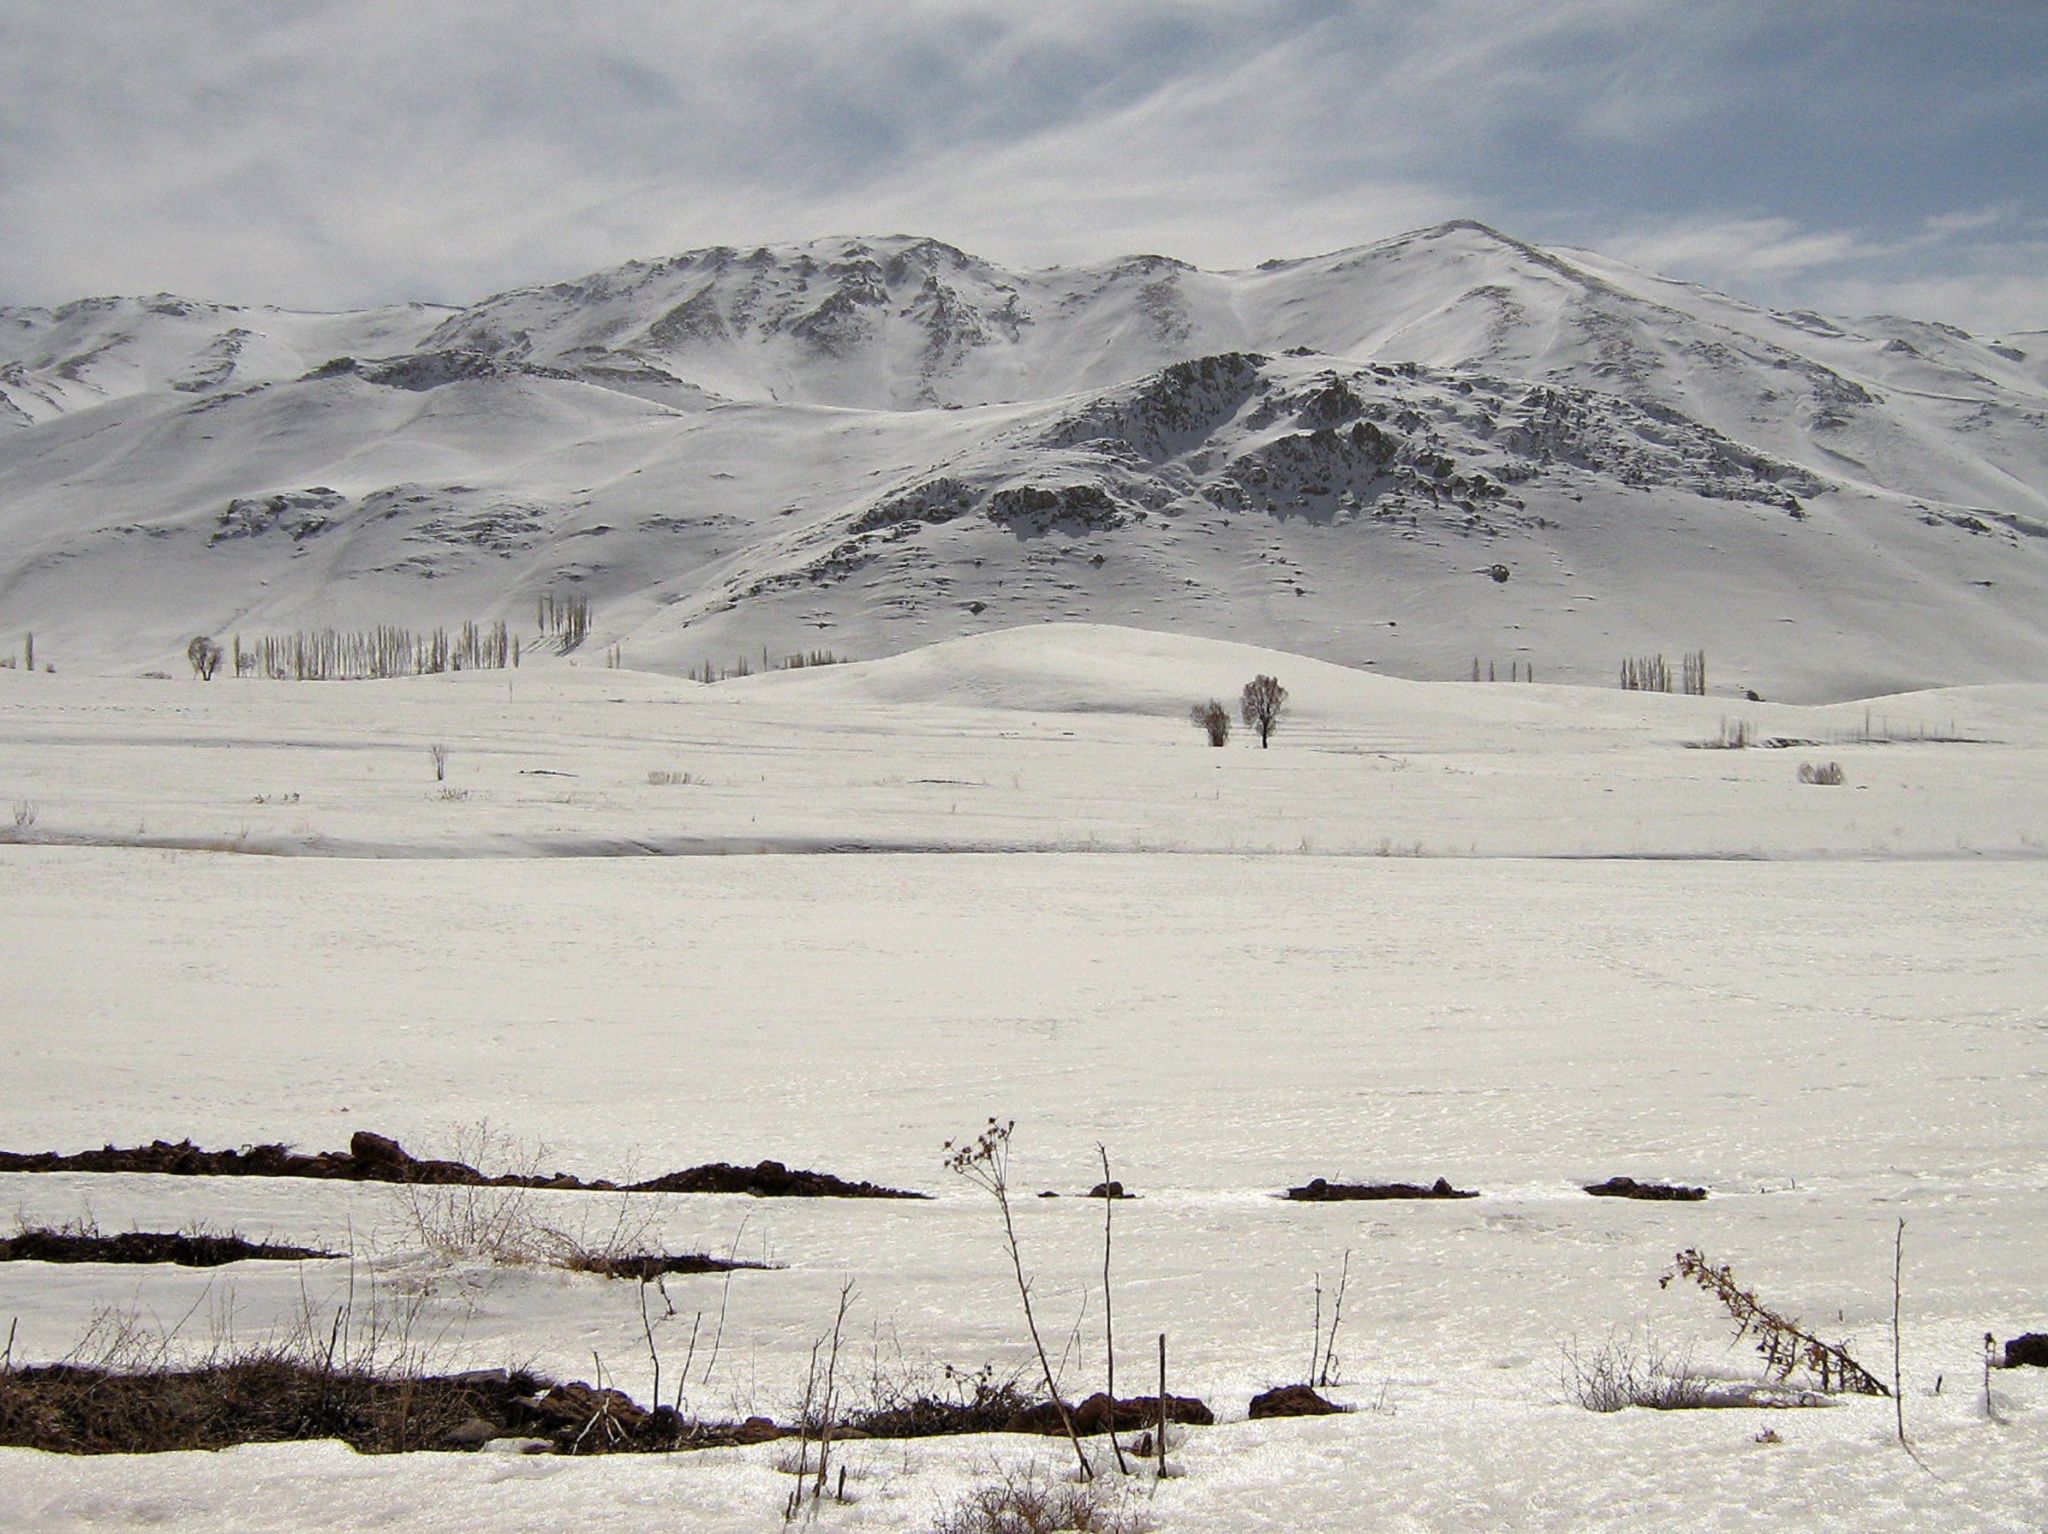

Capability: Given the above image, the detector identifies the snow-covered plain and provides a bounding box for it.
[2,625,2045,1532]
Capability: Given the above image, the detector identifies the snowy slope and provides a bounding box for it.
[1,225,2044,699]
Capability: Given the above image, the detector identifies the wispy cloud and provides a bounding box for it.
[0,1,2041,329]
[1589,207,2048,332]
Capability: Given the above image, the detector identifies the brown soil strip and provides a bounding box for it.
[626,1159,923,1198]
[1583,1176,1707,1202]
[1284,1176,1479,1201]
[0,1132,925,1199]
[0,1361,779,1455]
[0,1228,339,1266]
[555,1250,773,1281]
[1005,1391,1213,1436]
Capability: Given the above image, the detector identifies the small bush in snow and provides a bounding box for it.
[931,1465,1149,1534]
[1560,1335,1708,1412]
[1188,700,1231,746]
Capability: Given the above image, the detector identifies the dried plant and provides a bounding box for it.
[1660,1248,1887,1395]
[946,1118,1091,1480]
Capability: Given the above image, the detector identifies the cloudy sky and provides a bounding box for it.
[3,1,2043,331]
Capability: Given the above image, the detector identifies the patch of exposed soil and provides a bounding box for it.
[0,1361,780,1456]
[0,1133,926,1199]
[556,1250,772,1281]
[0,1228,339,1267]
[625,1159,925,1199]
[1248,1384,1343,1418]
[1583,1176,1707,1202]
[2004,1333,2048,1368]
[1284,1176,1478,1201]
[1005,1392,1214,1436]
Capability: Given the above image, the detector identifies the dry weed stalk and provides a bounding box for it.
[1098,1144,1129,1475]
[1661,1248,1888,1395]
[946,1118,1091,1481]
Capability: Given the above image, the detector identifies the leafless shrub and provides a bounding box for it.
[1188,700,1230,746]
[848,1359,1034,1438]
[394,1124,545,1263]
[1696,717,1752,749]
[647,769,698,786]
[1560,1334,1709,1412]
[9,799,34,831]
[428,743,448,781]
[1798,761,1846,785]
[931,1465,1149,1534]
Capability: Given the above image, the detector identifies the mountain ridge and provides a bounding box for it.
[1,222,2043,700]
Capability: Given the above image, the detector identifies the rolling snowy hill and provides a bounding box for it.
[2,223,2044,699]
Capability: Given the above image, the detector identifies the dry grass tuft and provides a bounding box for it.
[931,1465,1150,1534]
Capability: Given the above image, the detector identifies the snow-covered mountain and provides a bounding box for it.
[2,222,2044,699]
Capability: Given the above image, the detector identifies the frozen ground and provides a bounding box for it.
[2,625,2045,1531]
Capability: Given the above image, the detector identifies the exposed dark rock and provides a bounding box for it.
[985,483,1126,533]
[1248,1384,1343,1418]
[1285,1176,1479,1201]
[443,1417,503,1448]
[1583,1176,1707,1202]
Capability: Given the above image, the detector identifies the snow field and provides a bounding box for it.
[1,628,2044,1531]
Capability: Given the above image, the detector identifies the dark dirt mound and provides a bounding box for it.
[0,1134,925,1199]
[2004,1333,2048,1368]
[1248,1384,1343,1418]
[0,1134,603,1189]
[1005,1392,1213,1436]
[1584,1176,1707,1202]
[626,1159,925,1199]
[0,1360,780,1456]
[0,1228,339,1267]
[556,1250,772,1281]
[1284,1176,1479,1201]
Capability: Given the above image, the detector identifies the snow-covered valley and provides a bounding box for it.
[3,626,2044,1531]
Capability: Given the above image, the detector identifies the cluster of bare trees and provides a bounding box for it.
[1620,650,1707,694]
[1189,675,1288,748]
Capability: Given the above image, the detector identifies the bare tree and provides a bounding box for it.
[187,635,223,681]
[1240,675,1287,748]
[1188,700,1231,746]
